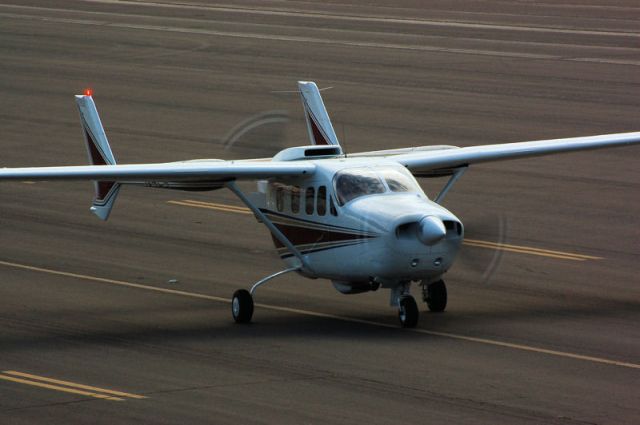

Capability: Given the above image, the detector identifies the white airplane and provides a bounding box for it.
[1,82,639,327]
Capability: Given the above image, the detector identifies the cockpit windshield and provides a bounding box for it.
[334,167,420,205]
[335,168,385,204]
[380,168,419,193]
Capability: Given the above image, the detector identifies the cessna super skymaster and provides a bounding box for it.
[1,82,639,327]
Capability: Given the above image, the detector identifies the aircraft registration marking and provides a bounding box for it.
[168,200,603,261]
[0,370,146,401]
[0,260,636,371]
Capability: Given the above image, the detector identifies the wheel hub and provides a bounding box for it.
[232,297,240,317]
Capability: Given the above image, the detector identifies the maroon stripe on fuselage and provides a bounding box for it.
[270,221,375,249]
[278,240,365,259]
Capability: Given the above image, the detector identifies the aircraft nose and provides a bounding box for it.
[417,216,447,245]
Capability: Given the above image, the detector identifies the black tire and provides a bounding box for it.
[426,280,447,312]
[232,289,254,323]
[398,295,419,328]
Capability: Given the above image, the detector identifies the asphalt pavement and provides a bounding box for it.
[0,1,639,424]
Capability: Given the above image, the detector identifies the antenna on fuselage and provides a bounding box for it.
[341,122,348,157]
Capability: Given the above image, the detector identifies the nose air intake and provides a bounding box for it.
[417,216,447,245]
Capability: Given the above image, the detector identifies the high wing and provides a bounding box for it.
[0,160,314,220]
[357,132,640,176]
[0,161,315,182]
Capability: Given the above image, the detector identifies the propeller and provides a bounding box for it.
[456,212,507,285]
[220,110,290,158]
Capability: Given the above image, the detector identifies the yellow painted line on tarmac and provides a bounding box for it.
[0,373,124,401]
[167,200,252,215]
[463,239,602,261]
[174,199,249,212]
[0,259,637,370]
[2,371,146,399]
[168,200,602,261]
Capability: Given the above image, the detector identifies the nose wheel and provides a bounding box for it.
[398,295,419,328]
[232,289,254,323]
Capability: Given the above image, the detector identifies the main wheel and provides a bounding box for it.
[398,295,419,328]
[231,289,254,323]
[425,280,447,312]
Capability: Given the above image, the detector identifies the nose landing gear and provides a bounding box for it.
[398,295,419,328]
[390,282,420,328]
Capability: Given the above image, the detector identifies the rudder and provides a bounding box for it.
[298,81,341,148]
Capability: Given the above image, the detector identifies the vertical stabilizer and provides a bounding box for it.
[76,94,121,220]
[298,81,341,148]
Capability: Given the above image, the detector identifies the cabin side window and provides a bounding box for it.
[291,186,301,214]
[275,185,285,212]
[330,197,338,216]
[317,186,327,216]
[305,187,315,215]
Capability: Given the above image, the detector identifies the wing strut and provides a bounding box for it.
[434,167,467,204]
[225,181,314,274]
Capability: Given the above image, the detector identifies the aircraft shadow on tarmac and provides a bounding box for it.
[1,298,638,351]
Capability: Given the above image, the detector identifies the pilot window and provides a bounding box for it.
[306,187,315,215]
[317,186,327,216]
[291,186,301,214]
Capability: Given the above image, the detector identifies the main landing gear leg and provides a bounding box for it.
[231,267,300,324]
[391,282,419,328]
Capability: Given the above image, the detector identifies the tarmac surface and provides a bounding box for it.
[0,1,639,424]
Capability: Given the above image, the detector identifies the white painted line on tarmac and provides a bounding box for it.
[0,6,639,66]
[1,259,639,370]
[74,0,640,38]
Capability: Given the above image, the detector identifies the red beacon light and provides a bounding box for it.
[84,88,93,97]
